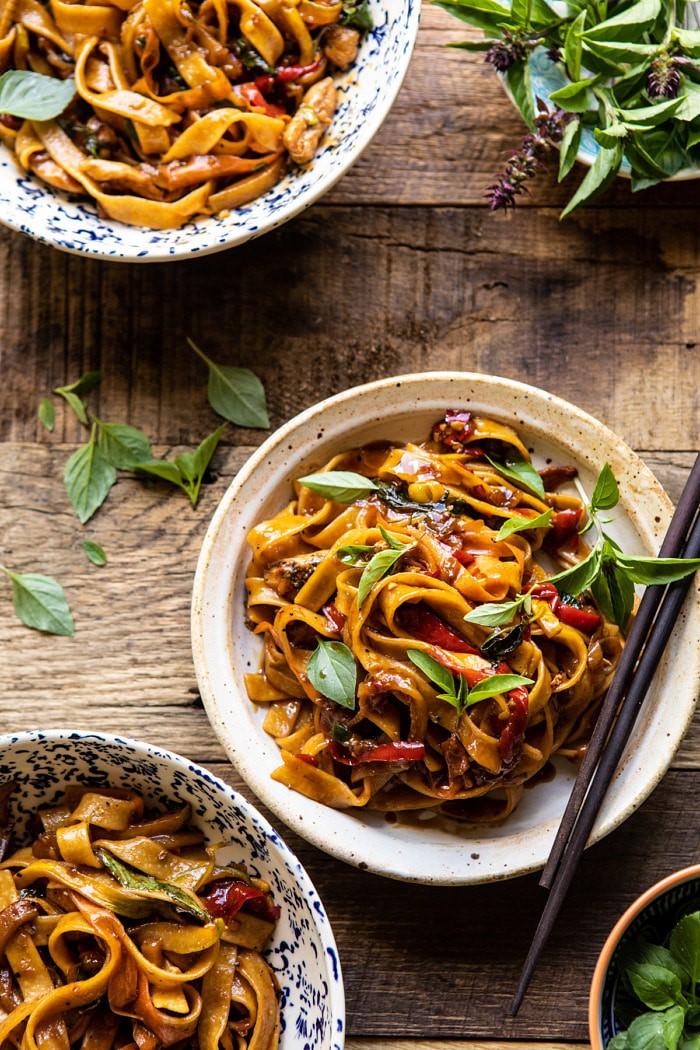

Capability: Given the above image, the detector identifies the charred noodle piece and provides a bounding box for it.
[0,786,281,1050]
[0,0,369,228]
[244,410,624,823]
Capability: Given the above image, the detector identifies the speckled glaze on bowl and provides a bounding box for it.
[0,730,344,1050]
[590,865,700,1050]
[0,0,419,261]
[191,372,700,885]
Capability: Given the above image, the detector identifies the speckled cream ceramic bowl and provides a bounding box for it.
[0,0,419,260]
[191,372,700,885]
[0,730,345,1050]
[589,865,700,1050]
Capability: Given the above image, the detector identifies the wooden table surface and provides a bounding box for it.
[2,5,700,1048]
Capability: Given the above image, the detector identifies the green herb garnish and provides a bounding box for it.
[356,527,414,606]
[298,471,378,503]
[96,849,210,922]
[82,541,107,567]
[0,70,75,120]
[408,650,533,713]
[188,339,269,429]
[307,639,357,709]
[137,424,227,508]
[0,565,74,636]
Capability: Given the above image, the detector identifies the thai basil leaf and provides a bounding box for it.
[627,963,686,1011]
[54,371,101,426]
[583,0,661,40]
[615,554,700,586]
[506,60,535,129]
[336,544,374,565]
[595,123,628,149]
[564,9,586,81]
[617,99,683,128]
[96,421,152,470]
[38,398,55,433]
[188,340,269,429]
[307,640,357,709]
[670,913,700,987]
[82,540,107,567]
[549,77,595,114]
[379,525,410,551]
[0,70,75,120]
[432,0,515,34]
[497,508,552,540]
[559,116,582,180]
[662,1006,686,1050]
[96,849,210,922]
[357,545,410,607]
[465,673,533,706]
[464,592,531,626]
[407,649,455,694]
[1,568,74,636]
[339,0,373,29]
[625,1012,668,1050]
[590,462,620,511]
[560,141,623,218]
[298,471,378,503]
[485,453,545,498]
[64,431,117,524]
[480,622,525,658]
[549,543,602,595]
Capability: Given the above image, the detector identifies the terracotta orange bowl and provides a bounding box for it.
[589,864,700,1049]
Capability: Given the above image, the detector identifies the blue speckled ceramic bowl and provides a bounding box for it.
[0,0,420,260]
[590,865,700,1050]
[0,729,345,1050]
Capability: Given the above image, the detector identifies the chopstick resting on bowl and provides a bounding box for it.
[511,452,700,1016]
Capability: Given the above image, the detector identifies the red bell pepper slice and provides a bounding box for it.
[498,686,529,763]
[400,604,480,656]
[276,57,323,81]
[322,600,346,635]
[556,604,601,632]
[238,83,286,117]
[454,549,475,567]
[295,753,319,767]
[548,508,583,549]
[329,740,425,766]
[202,878,280,923]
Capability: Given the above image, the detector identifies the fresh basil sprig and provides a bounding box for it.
[497,508,553,540]
[54,371,102,427]
[408,650,533,713]
[298,471,378,503]
[188,339,269,429]
[96,420,152,470]
[0,70,75,120]
[64,423,117,525]
[0,564,74,636]
[38,398,55,433]
[307,639,357,709]
[357,526,414,606]
[607,911,700,1050]
[336,543,374,565]
[485,453,546,499]
[464,591,533,627]
[137,424,227,508]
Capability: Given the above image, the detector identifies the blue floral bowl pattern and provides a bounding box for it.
[0,0,419,260]
[590,867,700,1050]
[0,730,345,1050]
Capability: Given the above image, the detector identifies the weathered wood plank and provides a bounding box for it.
[0,444,698,768]
[206,763,700,1039]
[2,207,699,450]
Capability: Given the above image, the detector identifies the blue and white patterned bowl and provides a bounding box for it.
[0,0,420,261]
[590,865,700,1050]
[0,729,345,1050]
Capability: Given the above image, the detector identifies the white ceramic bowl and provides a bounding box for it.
[0,0,419,260]
[0,730,344,1050]
[192,371,700,885]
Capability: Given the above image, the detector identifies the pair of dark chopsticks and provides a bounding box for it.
[511,452,700,1016]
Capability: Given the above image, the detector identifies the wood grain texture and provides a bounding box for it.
[1,207,699,450]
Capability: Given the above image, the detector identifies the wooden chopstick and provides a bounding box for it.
[540,452,700,890]
[511,500,700,1017]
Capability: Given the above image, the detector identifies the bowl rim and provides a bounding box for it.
[0,0,421,261]
[191,369,698,884]
[589,863,700,1050]
[0,727,346,1045]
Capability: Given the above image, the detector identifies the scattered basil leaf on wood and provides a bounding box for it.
[0,70,75,120]
[96,421,152,470]
[189,339,269,429]
[54,371,102,427]
[136,424,226,508]
[82,540,107,567]
[497,508,552,540]
[38,398,55,433]
[357,530,413,607]
[0,565,74,636]
[298,470,378,503]
[485,453,546,499]
[307,639,357,709]
[64,425,117,524]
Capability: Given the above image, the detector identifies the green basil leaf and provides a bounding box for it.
[464,594,528,626]
[54,371,101,426]
[136,460,184,488]
[511,0,555,29]
[96,421,152,470]
[2,569,74,636]
[559,115,582,181]
[608,561,635,630]
[674,79,700,123]
[591,462,620,511]
[506,60,535,129]
[188,339,269,429]
[64,436,117,525]
[357,547,407,607]
[299,471,378,503]
[379,525,412,551]
[485,453,546,498]
[670,913,700,986]
[481,622,525,659]
[38,398,55,433]
[608,1033,630,1050]
[96,849,210,922]
[448,39,498,51]
[617,98,683,128]
[177,423,227,507]
[549,543,602,596]
[57,391,89,426]
[336,544,374,565]
[465,673,533,706]
[627,963,686,1011]
[549,77,595,114]
[560,141,623,218]
[307,639,357,709]
[615,554,700,586]
[0,70,75,120]
[662,1006,686,1050]
[584,39,659,63]
[432,0,514,33]
[82,540,107,567]
[583,0,661,40]
[407,649,456,695]
[497,508,552,540]
[595,123,628,149]
[340,0,373,29]
[626,1013,668,1050]
[564,9,586,81]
